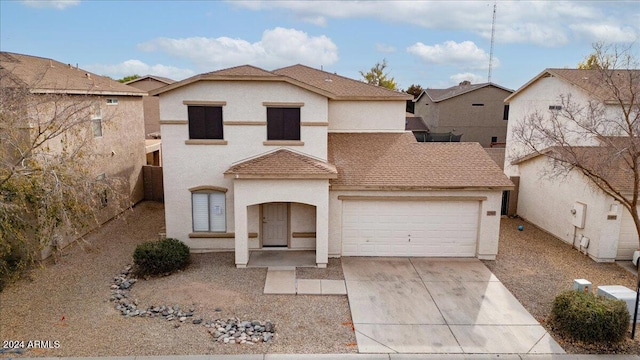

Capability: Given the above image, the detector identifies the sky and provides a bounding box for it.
[1,0,639,91]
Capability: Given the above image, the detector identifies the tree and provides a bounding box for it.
[118,74,140,83]
[0,71,127,289]
[359,59,398,90]
[511,42,640,258]
[405,84,424,99]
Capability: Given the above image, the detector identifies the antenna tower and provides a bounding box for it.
[488,2,496,82]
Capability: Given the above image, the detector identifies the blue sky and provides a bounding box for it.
[1,0,639,91]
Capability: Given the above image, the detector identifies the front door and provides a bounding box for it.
[262,203,288,247]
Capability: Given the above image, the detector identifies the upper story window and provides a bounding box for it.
[106,98,118,105]
[91,102,102,137]
[503,104,510,120]
[267,107,300,141]
[549,105,562,111]
[472,103,484,107]
[188,106,223,140]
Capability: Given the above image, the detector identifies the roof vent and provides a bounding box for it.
[86,73,91,79]
[459,80,471,86]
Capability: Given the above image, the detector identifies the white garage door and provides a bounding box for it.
[617,209,638,260]
[342,200,479,257]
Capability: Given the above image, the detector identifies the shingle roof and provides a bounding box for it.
[224,149,338,179]
[125,75,175,85]
[328,132,513,190]
[418,82,513,103]
[273,64,411,100]
[505,68,640,104]
[513,143,636,193]
[0,52,144,96]
[150,64,412,101]
[405,116,428,131]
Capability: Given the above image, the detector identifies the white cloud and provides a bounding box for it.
[83,60,195,81]
[375,43,396,53]
[138,27,338,70]
[301,15,327,26]
[407,41,498,70]
[450,72,486,85]
[570,24,637,43]
[21,0,80,9]
[231,1,640,47]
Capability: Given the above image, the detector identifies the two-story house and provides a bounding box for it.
[504,68,640,262]
[0,51,146,254]
[413,81,513,147]
[152,64,513,268]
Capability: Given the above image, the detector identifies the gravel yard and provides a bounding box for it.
[484,217,640,354]
[0,202,355,358]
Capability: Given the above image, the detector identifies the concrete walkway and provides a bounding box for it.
[342,257,564,354]
[263,267,347,295]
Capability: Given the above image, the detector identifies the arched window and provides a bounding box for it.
[191,187,227,232]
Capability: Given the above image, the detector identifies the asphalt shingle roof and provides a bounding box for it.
[224,149,338,179]
[0,52,144,96]
[328,132,513,190]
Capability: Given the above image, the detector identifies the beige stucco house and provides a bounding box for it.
[413,81,513,147]
[0,51,146,253]
[152,64,513,268]
[504,68,640,261]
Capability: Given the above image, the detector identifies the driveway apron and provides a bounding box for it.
[342,257,565,354]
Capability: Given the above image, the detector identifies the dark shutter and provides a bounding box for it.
[188,106,223,139]
[267,108,284,140]
[188,106,206,139]
[282,108,300,140]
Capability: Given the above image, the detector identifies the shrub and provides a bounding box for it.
[549,290,630,343]
[133,238,190,276]
[0,241,29,292]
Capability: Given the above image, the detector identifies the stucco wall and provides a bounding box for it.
[505,76,603,177]
[127,78,169,138]
[517,155,625,261]
[328,189,503,259]
[328,100,406,132]
[160,80,330,251]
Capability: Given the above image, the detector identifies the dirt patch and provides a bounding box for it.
[0,202,356,357]
[484,217,640,354]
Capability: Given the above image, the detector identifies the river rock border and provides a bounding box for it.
[109,264,275,344]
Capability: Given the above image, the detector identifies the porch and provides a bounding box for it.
[247,250,316,267]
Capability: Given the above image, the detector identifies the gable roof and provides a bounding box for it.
[125,75,175,86]
[328,132,513,190]
[0,52,144,96]
[150,64,412,101]
[224,149,338,179]
[416,82,513,103]
[505,68,640,104]
[405,116,428,131]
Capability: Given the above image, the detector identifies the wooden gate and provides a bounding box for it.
[143,165,164,202]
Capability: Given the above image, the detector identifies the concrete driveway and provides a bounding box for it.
[342,257,565,354]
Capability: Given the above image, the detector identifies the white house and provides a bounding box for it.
[504,68,640,261]
[151,64,513,268]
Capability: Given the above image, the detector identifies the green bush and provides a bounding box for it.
[549,290,630,343]
[133,238,190,276]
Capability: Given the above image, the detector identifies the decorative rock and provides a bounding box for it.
[179,316,187,322]
[193,318,202,325]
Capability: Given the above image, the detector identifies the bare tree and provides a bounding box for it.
[511,43,640,252]
[0,71,127,288]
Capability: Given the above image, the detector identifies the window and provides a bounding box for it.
[491,136,498,143]
[472,103,484,107]
[188,106,223,139]
[192,192,226,232]
[503,104,509,120]
[91,103,102,137]
[106,98,118,105]
[96,173,107,207]
[549,105,562,111]
[267,107,300,140]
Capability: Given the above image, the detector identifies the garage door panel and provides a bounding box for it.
[342,200,479,257]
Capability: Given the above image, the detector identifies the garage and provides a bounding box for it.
[617,209,639,260]
[342,199,480,257]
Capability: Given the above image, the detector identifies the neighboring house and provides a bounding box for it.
[151,64,513,268]
[126,75,175,166]
[413,81,513,147]
[0,51,146,251]
[504,68,640,261]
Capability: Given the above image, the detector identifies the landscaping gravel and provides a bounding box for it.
[484,217,640,354]
[0,202,356,358]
